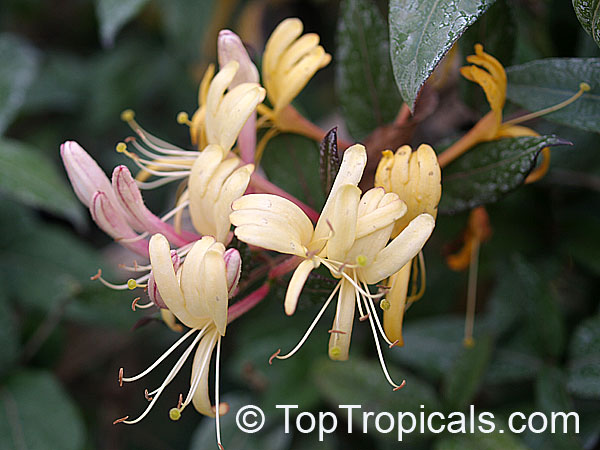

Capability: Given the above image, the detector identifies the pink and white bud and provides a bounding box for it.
[223,248,242,297]
[217,30,259,163]
[148,250,181,309]
[90,191,149,257]
[60,141,117,208]
[111,165,199,246]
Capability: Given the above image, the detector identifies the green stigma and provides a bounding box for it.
[176,111,189,124]
[120,109,135,122]
[356,255,367,267]
[127,279,137,290]
[329,346,341,358]
[116,142,127,153]
[169,408,181,421]
[380,299,391,310]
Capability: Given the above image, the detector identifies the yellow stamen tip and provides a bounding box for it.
[127,279,137,290]
[329,346,341,358]
[176,111,189,125]
[169,408,181,421]
[580,82,591,92]
[120,109,135,122]
[380,299,391,311]
[356,255,367,267]
[116,142,127,153]
[463,337,475,348]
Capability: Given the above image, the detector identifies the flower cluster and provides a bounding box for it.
[61,17,441,449]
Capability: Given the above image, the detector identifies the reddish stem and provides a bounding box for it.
[228,283,270,323]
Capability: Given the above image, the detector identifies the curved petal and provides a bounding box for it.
[326,184,360,262]
[180,236,216,318]
[328,278,355,361]
[284,259,319,315]
[191,328,219,417]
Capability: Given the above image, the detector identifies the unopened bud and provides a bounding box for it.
[224,248,242,297]
[217,30,259,86]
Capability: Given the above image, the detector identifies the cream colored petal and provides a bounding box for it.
[275,46,327,112]
[277,33,320,74]
[232,194,314,239]
[234,224,305,256]
[180,236,216,318]
[374,150,394,192]
[189,145,225,235]
[314,144,367,244]
[149,234,205,329]
[205,61,239,146]
[327,184,360,262]
[390,145,411,193]
[229,207,306,249]
[204,157,240,207]
[213,164,254,244]
[357,186,385,217]
[263,18,303,100]
[215,83,266,152]
[284,258,318,316]
[382,263,411,346]
[355,193,406,239]
[199,246,229,335]
[361,214,435,284]
[191,328,219,417]
[328,278,355,361]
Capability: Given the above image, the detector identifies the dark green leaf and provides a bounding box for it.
[389,0,494,110]
[506,58,600,133]
[0,290,18,376]
[319,127,341,196]
[435,430,528,450]
[0,370,85,450]
[0,139,85,225]
[484,349,543,385]
[336,0,401,139]
[0,33,39,134]
[573,0,600,48]
[442,336,493,410]
[567,315,600,399]
[95,0,150,47]
[439,136,570,215]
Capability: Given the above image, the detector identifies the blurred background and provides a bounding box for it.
[0,0,599,449]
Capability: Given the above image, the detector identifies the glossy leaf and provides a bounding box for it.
[506,58,600,133]
[0,371,85,450]
[319,127,341,196]
[336,0,401,139]
[442,336,493,410]
[573,0,600,48]
[567,315,600,399]
[0,34,39,134]
[439,136,570,215]
[389,0,494,111]
[95,0,150,47]
[0,139,85,225]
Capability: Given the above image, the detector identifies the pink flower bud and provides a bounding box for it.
[223,248,242,297]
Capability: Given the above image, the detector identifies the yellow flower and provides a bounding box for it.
[255,18,332,161]
[230,144,436,388]
[374,144,442,346]
[438,44,590,183]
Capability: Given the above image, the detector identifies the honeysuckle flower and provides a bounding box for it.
[230,144,436,389]
[437,44,590,183]
[255,18,332,161]
[114,233,242,449]
[374,144,441,346]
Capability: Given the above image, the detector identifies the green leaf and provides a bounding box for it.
[190,394,291,450]
[567,315,600,399]
[0,290,19,376]
[319,127,341,196]
[0,33,39,134]
[573,0,600,48]
[0,370,85,450]
[484,348,543,385]
[0,138,85,225]
[442,336,493,410]
[439,136,570,215]
[95,0,150,47]
[336,0,401,139]
[389,0,494,111]
[435,430,528,450]
[506,58,600,133]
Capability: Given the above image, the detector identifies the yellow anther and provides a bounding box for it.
[127,279,137,290]
[169,408,181,421]
[120,109,135,122]
[329,346,341,358]
[356,255,367,267]
[116,142,127,153]
[176,111,190,125]
[580,82,591,92]
[380,299,391,311]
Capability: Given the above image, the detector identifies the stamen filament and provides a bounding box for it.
[275,282,341,361]
[215,336,222,450]
[136,175,189,190]
[361,281,394,347]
